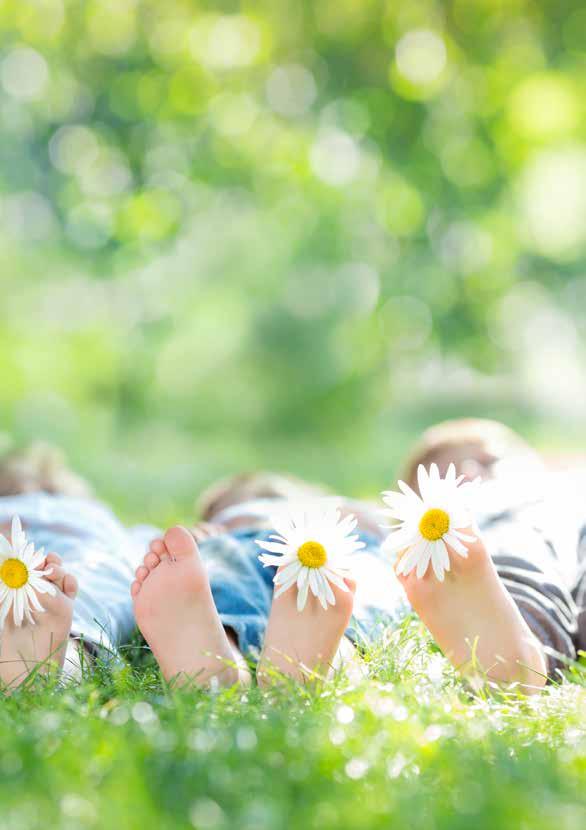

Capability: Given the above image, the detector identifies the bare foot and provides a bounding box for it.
[257,572,356,685]
[132,526,250,688]
[397,531,548,692]
[0,552,78,690]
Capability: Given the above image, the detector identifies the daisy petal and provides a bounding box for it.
[256,540,290,555]
[0,591,12,625]
[384,529,417,554]
[297,567,309,590]
[274,577,297,599]
[308,569,319,597]
[14,589,24,627]
[321,571,336,606]
[274,560,302,585]
[258,553,293,568]
[416,545,432,579]
[322,568,350,592]
[297,580,309,612]
[452,529,477,544]
[397,479,422,503]
[313,571,328,609]
[444,533,468,556]
[28,577,57,596]
[397,541,426,577]
[11,515,25,548]
[25,584,45,613]
[431,543,446,582]
[417,465,431,501]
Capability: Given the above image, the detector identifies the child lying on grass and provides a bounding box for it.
[0,420,584,693]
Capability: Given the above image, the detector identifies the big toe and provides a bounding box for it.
[63,573,78,599]
[164,525,199,561]
[332,578,355,620]
[344,576,357,595]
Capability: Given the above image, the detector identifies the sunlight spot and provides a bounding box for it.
[266,64,317,117]
[236,726,258,751]
[519,146,586,261]
[329,727,346,745]
[190,798,224,829]
[132,701,156,725]
[1,47,48,100]
[345,758,369,779]
[509,74,579,140]
[310,128,360,186]
[190,15,261,70]
[387,753,408,779]
[336,705,354,724]
[396,30,446,85]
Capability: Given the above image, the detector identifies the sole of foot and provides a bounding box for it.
[132,526,249,689]
[396,530,548,692]
[257,573,356,686]
[0,552,78,690]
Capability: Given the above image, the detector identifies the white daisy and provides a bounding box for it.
[0,516,56,627]
[382,464,479,582]
[256,499,364,612]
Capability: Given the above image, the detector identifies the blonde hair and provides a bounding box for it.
[197,471,327,521]
[0,443,93,499]
[400,418,539,494]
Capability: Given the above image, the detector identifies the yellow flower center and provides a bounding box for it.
[0,558,29,589]
[297,540,327,569]
[419,508,450,541]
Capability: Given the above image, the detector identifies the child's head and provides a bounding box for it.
[197,471,328,522]
[0,443,93,499]
[400,418,543,495]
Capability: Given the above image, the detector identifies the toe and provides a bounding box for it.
[63,573,78,599]
[332,579,355,621]
[45,564,67,592]
[150,539,166,557]
[131,580,141,598]
[344,577,357,595]
[135,565,149,583]
[144,552,160,571]
[163,525,199,561]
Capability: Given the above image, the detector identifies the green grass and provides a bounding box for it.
[2,620,586,830]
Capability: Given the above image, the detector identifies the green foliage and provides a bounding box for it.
[1,7,585,820]
[1,1,585,520]
[2,623,586,830]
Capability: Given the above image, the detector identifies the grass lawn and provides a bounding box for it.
[2,620,586,830]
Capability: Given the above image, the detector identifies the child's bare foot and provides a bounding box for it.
[0,552,78,689]
[397,531,548,691]
[257,573,356,686]
[132,526,250,688]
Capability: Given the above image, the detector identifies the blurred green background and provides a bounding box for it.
[1,0,585,523]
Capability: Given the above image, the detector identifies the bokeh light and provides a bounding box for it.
[396,30,447,86]
[1,47,48,100]
[0,0,584,520]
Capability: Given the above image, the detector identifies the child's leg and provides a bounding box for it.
[0,552,79,690]
[397,532,548,691]
[132,526,251,688]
